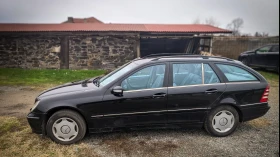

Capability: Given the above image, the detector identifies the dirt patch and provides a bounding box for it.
[2,103,27,110]
[0,87,39,117]
[248,118,271,128]
[101,135,179,157]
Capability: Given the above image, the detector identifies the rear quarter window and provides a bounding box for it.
[216,64,258,82]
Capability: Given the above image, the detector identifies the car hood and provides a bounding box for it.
[38,77,99,98]
[241,50,253,54]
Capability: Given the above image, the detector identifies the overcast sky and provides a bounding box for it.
[0,0,279,35]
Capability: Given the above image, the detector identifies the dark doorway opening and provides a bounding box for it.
[140,36,204,57]
[140,37,190,57]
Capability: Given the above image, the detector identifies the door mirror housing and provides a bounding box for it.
[111,86,123,96]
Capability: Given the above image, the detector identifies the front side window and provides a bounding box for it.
[204,64,220,84]
[173,63,202,86]
[256,46,271,53]
[216,64,258,82]
[121,64,165,91]
[99,62,137,87]
[271,45,279,52]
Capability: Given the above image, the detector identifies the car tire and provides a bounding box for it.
[204,105,239,137]
[46,110,86,145]
[241,58,249,66]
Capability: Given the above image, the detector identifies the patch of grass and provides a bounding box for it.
[0,117,21,135]
[0,116,99,157]
[0,68,105,87]
[257,70,279,86]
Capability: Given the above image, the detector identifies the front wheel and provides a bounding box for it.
[46,110,86,145]
[204,106,239,137]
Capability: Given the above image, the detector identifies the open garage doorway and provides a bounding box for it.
[140,36,203,57]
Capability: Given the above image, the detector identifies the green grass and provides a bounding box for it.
[0,68,105,87]
[257,70,279,86]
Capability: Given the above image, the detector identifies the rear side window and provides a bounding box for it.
[216,64,258,82]
[203,64,220,84]
[172,63,202,86]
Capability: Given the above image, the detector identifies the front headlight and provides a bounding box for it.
[30,100,40,112]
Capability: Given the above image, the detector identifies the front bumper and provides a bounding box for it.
[240,102,270,122]
[27,112,47,135]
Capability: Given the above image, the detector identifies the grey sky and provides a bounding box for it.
[0,0,279,35]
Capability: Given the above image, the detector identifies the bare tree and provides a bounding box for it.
[255,32,269,37]
[262,32,269,37]
[193,17,201,24]
[227,18,244,36]
[205,17,220,27]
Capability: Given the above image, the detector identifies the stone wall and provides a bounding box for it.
[0,32,139,70]
[69,33,138,70]
[212,36,279,59]
[0,34,61,68]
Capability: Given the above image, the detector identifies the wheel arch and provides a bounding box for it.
[210,97,244,122]
[44,106,89,135]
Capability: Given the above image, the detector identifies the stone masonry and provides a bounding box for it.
[0,34,61,69]
[0,32,139,70]
[69,33,138,70]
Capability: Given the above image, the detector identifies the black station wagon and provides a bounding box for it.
[27,54,270,145]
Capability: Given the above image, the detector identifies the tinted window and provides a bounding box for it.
[271,45,279,52]
[257,46,272,53]
[121,64,165,91]
[203,64,220,84]
[216,64,258,82]
[173,63,202,86]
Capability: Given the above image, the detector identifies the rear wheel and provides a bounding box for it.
[46,110,86,145]
[204,105,239,137]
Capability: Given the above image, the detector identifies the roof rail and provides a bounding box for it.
[142,53,234,61]
[142,53,194,58]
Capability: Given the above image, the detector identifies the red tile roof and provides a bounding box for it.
[0,23,231,33]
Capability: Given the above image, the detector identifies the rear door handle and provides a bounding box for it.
[152,93,166,98]
[205,89,218,94]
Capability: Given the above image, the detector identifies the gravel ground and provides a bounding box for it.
[0,85,278,157]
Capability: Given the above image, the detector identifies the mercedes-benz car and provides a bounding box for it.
[27,54,270,145]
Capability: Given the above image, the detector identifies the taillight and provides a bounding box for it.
[260,85,270,103]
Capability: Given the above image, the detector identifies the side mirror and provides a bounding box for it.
[111,86,123,96]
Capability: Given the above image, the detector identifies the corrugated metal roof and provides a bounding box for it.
[0,23,231,33]
[144,24,229,33]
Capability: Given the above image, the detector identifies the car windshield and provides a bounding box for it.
[99,61,138,87]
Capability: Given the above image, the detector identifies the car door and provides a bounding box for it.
[251,45,272,67]
[265,45,279,68]
[167,62,226,124]
[93,63,168,129]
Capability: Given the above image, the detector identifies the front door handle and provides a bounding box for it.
[205,89,218,94]
[152,93,166,98]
